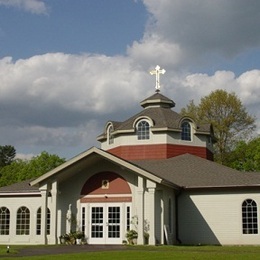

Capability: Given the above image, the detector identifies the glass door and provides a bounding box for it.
[88,204,123,244]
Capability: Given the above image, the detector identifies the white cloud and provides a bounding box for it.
[0,1,260,158]
[0,0,48,14]
[15,153,34,160]
[142,0,260,59]
[128,34,183,69]
[0,53,150,129]
[179,70,260,134]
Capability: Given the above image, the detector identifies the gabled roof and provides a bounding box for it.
[30,147,175,188]
[132,154,260,189]
[1,149,259,194]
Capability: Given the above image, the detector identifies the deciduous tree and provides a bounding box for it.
[181,89,256,164]
[227,136,260,171]
[0,151,65,187]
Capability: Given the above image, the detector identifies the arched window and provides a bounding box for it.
[36,207,51,235]
[242,199,258,234]
[16,206,30,235]
[137,120,150,140]
[181,122,191,141]
[108,125,114,144]
[0,207,10,235]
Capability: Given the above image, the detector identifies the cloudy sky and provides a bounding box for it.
[0,0,260,159]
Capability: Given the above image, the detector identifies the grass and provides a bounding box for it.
[1,245,260,259]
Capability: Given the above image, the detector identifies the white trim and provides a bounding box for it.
[30,147,164,186]
[0,192,40,196]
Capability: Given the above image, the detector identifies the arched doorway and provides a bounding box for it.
[80,171,132,244]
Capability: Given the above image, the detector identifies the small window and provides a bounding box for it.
[181,122,191,141]
[242,199,258,234]
[36,207,51,235]
[108,125,114,144]
[137,120,150,140]
[16,206,30,235]
[0,207,10,235]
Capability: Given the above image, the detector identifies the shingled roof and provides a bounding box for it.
[132,154,260,189]
[98,92,212,138]
[115,107,182,131]
[0,179,39,194]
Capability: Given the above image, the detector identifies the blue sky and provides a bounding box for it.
[0,0,260,159]
[0,0,147,59]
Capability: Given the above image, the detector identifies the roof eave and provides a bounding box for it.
[30,147,165,186]
[183,184,260,190]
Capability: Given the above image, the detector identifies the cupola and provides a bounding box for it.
[97,66,215,161]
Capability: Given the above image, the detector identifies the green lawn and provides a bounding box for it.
[1,245,260,259]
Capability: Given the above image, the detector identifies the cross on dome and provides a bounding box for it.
[150,65,166,92]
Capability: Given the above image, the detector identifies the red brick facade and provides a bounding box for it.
[108,144,213,161]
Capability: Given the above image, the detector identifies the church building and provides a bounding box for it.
[0,66,260,246]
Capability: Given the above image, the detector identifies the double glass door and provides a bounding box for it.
[82,203,130,244]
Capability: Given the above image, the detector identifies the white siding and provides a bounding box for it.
[101,131,209,151]
[0,196,43,244]
[178,189,260,245]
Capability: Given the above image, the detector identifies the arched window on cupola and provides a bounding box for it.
[107,125,114,144]
[137,120,150,140]
[181,121,191,141]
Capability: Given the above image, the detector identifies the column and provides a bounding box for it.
[40,184,48,245]
[137,176,144,244]
[147,179,156,245]
[51,181,58,244]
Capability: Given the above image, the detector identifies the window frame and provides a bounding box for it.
[0,207,10,235]
[137,120,150,140]
[181,121,192,141]
[107,125,114,145]
[16,206,30,235]
[36,207,51,235]
[242,199,258,234]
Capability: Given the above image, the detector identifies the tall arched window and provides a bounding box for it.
[36,207,51,235]
[108,125,114,144]
[16,206,30,235]
[242,199,258,234]
[0,207,10,235]
[181,122,191,141]
[137,120,150,140]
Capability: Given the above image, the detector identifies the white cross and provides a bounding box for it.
[150,65,166,92]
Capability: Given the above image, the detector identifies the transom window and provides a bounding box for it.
[242,199,258,234]
[181,122,191,141]
[137,120,150,140]
[36,207,51,235]
[16,206,30,235]
[0,207,10,235]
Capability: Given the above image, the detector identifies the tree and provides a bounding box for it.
[0,145,16,168]
[227,136,260,171]
[181,90,256,164]
[0,151,65,187]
